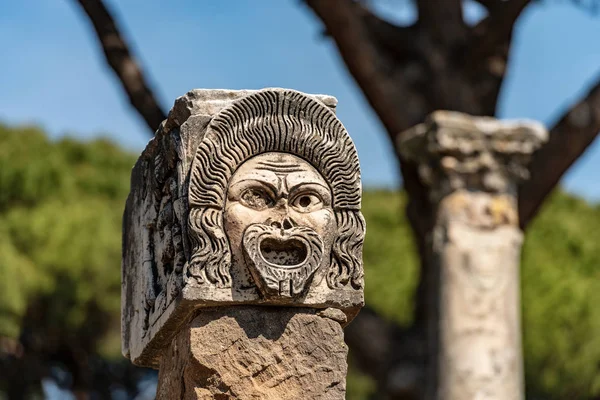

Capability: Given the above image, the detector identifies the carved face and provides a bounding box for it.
[224,153,336,299]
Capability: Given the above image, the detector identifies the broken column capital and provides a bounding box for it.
[398,111,547,202]
[121,88,365,372]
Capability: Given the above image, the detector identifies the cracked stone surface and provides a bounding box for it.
[155,307,348,400]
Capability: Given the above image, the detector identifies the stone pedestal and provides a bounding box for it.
[398,111,547,400]
[121,88,365,398]
[155,307,348,400]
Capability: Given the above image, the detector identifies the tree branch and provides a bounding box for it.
[468,0,532,64]
[416,0,466,44]
[519,75,600,228]
[73,0,167,133]
[461,0,532,114]
[305,0,420,137]
[472,0,499,10]
[305,0,485,131]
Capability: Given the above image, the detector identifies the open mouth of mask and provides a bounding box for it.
[243,224,324,298]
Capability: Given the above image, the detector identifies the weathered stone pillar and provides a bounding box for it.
[398,112,547,400]
[121,89,365,399]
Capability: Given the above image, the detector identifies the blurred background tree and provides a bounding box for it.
[0,124,154,399]
[1,0,600,399]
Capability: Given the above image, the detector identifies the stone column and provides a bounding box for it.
[398,112,547,400]
[121,89,366,399]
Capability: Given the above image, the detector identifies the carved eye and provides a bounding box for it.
[240,188,274,210]
[291,193,323,212]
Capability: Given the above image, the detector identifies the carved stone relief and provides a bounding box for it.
[226,153,334,299]
[122,88,365,367]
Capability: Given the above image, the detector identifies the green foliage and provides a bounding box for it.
[0,123,135,357]
[521,192,600,398]
[361,190,420,326]
[0,124,599,398]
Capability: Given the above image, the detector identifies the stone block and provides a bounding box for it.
[122,88,365,366]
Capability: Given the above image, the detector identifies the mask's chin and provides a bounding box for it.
[242,224,324,299]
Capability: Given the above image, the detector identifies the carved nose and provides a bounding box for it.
[282,217,294,230]
[270,217,295,230]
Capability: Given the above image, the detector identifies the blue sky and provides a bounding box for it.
[1,1,600,200]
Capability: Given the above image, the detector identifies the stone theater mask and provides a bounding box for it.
[225,152,336,299]
[122,88,365,366]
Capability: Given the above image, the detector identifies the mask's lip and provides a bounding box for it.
[257,234,311,269]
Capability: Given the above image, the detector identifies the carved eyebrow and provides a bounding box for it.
[288,181,330,195]
[232,178,279,195]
